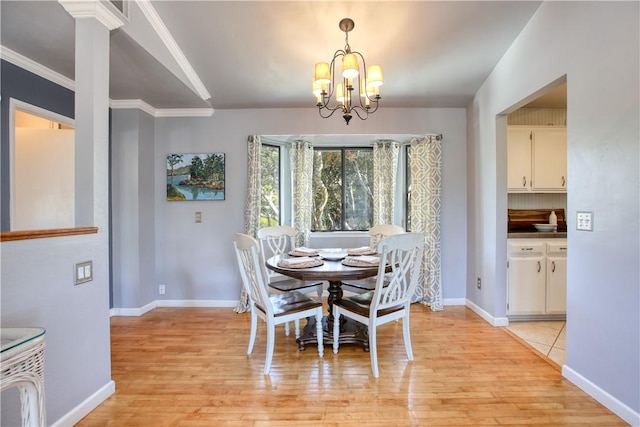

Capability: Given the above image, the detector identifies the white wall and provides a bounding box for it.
[110,107,467,305]
[13,128,75,230]
[466,2,639,423]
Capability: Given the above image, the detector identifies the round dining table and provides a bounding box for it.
[266,252,383,351]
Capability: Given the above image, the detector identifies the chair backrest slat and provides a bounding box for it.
[372,233,424,312]
[257,226,298,280]
[368,224,405,248]
[234,233,273,315]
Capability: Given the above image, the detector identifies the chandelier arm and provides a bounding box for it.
[350,107,369,121]
[317,106,342,119]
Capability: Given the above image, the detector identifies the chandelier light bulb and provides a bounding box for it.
[336,83,346,104]
[342,54,359,79]
[367,65,384,88]
[314,62,331,86]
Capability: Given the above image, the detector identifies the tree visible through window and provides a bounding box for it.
[312,148,373,231]
[260,145,281,227]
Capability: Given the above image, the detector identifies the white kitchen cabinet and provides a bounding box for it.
[507,128,533,191]
[507,240,546,315]
[532,128,567,191]
[546,242,568,314]
[507,127,567,193]
[507,239,567,317]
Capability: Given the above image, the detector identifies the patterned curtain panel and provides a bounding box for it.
[290,140,314,247]
[235,135,261,313]
[409,135,443,311]
[372,140,399,225]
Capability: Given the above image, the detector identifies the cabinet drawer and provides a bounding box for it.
[508,240,545,255]
[547,241,568,255]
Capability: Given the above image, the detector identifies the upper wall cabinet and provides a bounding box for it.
[507,126,567,193]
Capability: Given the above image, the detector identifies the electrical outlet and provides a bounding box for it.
[195,212,202,223]
[577,211,593,231]
[159,284,166,295]
[476,277,481,289]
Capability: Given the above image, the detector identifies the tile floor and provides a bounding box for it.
[506,320,566,367]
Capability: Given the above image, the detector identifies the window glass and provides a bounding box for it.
[312,148,373,231]
[260,144,281,226]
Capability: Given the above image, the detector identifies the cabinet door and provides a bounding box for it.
[507,256,546,315]
[507,128,532,192]
[532,128,567,191]
[546,255,567,314]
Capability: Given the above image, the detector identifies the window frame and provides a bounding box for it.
[311,146,374,232]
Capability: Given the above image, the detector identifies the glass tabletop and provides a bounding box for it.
[1,327,45,353]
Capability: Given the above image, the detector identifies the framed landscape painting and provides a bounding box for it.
[166,153,225,201]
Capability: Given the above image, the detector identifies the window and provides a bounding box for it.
[311,148,373,231]
[260,144,281,226]
[405,145,412,231]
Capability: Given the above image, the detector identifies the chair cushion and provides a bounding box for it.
[336,291,404,317]
[258,291,322,317]
[268,278,323,293]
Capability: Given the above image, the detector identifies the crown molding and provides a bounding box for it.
[155,108,214,118]
[135,0,211,102]
[109,99,156,116]
[1,47,212,118]
[109,99,214,118]
[58,0,125,30]
[1,46,75,91]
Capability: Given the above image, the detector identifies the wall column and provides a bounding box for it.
[59,0,124,227]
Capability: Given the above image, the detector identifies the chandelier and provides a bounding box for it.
[313,18,383,125]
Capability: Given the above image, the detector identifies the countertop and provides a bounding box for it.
[508,232,567,239]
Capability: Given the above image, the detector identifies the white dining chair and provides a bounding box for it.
[342,224,405,293]
[257,225,325,300]
[234,233,324,375]
[332,232,424,378]
[257,225,326,337]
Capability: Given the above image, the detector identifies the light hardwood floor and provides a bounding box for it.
[76,305,626,426]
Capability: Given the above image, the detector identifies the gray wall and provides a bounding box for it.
[466,1,639,421]
[110,107,468,306]
[111,109,156,309]
[1,65,112,425]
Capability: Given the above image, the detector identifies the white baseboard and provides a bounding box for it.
[443,297,466,306]
[465,299,509,326]
[110,301,157,317]
[51,380,115,427]
[156,299,238,308]
[110,299,239,316]
[562,365,639,426]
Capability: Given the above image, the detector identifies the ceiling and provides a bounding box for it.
[0,1,566,112]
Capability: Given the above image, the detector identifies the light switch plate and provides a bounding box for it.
[577,211,593,231]
[75,261,93,285]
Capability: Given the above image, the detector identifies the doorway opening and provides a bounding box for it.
[500,79,568,366]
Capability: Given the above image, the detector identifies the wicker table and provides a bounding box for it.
[1,327,46,427]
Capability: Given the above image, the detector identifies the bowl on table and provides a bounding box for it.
[318,248,348,261]
[534,223,557,232]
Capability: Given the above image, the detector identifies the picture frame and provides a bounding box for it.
[166,153,225,201]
